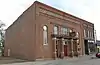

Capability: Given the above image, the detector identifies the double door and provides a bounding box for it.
[64,40,78,57]
[55,39,78,58]
[56,40,68,58]
[64,44,68,56]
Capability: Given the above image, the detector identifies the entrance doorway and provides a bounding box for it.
[84,40,89,55]
[73,40,78,56]
[64,41,68,56]
[56,40,62,58]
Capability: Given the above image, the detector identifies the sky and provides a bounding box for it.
[0,0,99,39]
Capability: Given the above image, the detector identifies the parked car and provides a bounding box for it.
[96,52,100,58]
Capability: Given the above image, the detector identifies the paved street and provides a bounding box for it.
[1,55,100,65]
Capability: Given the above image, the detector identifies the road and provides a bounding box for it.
[1,55,100,65]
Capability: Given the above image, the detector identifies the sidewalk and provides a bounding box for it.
[1,55,93,65]
[0,57,27,64]
[64,55,92,61]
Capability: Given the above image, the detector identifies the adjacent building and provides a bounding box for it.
[4,1,95,60]
[96,40,100,52]
[82,21,95,54]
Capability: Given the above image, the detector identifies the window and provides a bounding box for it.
[61,27,64,34]
[91,32,92,38]
[91,32,93,39]
[89,31,91,38]
[54,26,58,34]
[63,28,66,34]
[88,31,89,38]
[43,25,48,45]
[91,31,93,38]
[84,29,86,38]
[61,27,68,34]
[90,31,91,38]
[65,28,68,34]
[92,32,94,38]
[89,31,90,38]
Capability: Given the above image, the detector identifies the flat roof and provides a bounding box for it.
[34,1,94,25]
[6,1,94,31]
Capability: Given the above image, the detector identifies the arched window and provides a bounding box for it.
[54,26,58,34]
[43,25,48,45]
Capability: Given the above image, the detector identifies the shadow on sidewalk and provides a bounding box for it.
[0,57,28,64]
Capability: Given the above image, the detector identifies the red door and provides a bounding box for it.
[64,45,68,56]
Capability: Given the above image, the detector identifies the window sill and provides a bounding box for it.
[43,44,48,45]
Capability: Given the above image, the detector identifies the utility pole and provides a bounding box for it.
[94,29,97,53]
[94,30,97,44]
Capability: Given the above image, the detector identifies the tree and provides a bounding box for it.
[0,22,5,56]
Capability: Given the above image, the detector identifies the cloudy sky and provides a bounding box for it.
[0,0,99,39]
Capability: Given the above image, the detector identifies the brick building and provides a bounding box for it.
[4,1,94,60]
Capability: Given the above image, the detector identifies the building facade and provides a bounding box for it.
[82,21,95,54]
[4,1,94,60]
